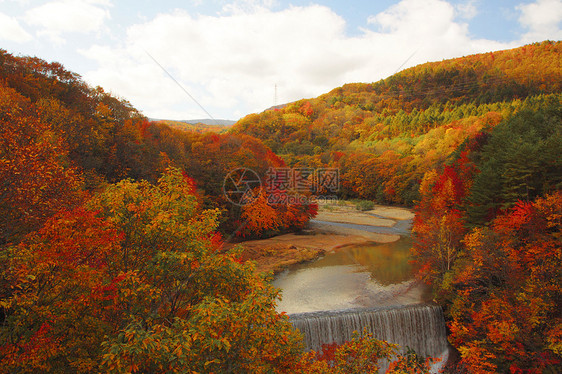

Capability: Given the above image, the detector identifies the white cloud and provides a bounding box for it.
[80,0,513,120]
[368,0,458,33]
[0,0,32,4]
[24,0,111,44]
[222,0,279,14]
[456,0,478,19]
[0,12,33,42]
[518,0,562,42]
[364,0,509,62]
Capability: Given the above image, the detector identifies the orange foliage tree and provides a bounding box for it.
[297,331,437,374]
[0,208,122,372]
[239,188,317,238]
[0,82,84,245]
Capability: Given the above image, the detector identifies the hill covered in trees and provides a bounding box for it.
[231,41,561,206]
[412,102,561,372]
[153,119,232,134]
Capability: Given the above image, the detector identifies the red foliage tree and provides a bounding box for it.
[448,192,562,373]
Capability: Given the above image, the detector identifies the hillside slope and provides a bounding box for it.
[231,41,562,205]
[154,119,231,133]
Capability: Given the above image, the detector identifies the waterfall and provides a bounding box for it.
[289,303,448,359]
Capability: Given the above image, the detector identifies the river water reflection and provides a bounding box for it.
[273,236,431,314]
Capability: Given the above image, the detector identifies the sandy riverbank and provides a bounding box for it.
[316,203,415,225]
[315,211,395,227]
[235,204,413,274]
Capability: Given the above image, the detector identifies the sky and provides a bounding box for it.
[0,0,561,121]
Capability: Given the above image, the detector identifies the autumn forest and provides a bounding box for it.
[1,41,561,373]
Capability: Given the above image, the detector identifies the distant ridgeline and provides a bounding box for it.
[182,118,236,126]
[230,41,562,206]
[153,119,235,133]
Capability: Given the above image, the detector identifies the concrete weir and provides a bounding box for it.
[289,303,449,369]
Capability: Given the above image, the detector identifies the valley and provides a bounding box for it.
[0,40,560,372]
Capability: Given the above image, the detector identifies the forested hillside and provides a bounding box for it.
[154,119,231,134]
[412,99,561,373]
[0,49,315,244]
[231,41,561,206]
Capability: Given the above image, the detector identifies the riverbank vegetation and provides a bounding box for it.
[235,203,410,274]
[1,41,561,372]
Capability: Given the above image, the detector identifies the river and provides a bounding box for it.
[272,220,431,314]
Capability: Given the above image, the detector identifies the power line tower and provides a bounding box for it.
[274,84,278,107]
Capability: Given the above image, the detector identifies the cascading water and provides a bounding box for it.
[277,220,451,370]
[289,303,448,359]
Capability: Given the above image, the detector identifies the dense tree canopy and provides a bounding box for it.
[0,169,305,373]
[0,81,84,245]
[0,49,316,240]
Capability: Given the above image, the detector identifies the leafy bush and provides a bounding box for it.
[355,200,375,211]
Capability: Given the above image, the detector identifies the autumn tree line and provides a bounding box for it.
[0,49,318,245]
[411,100,561,372]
